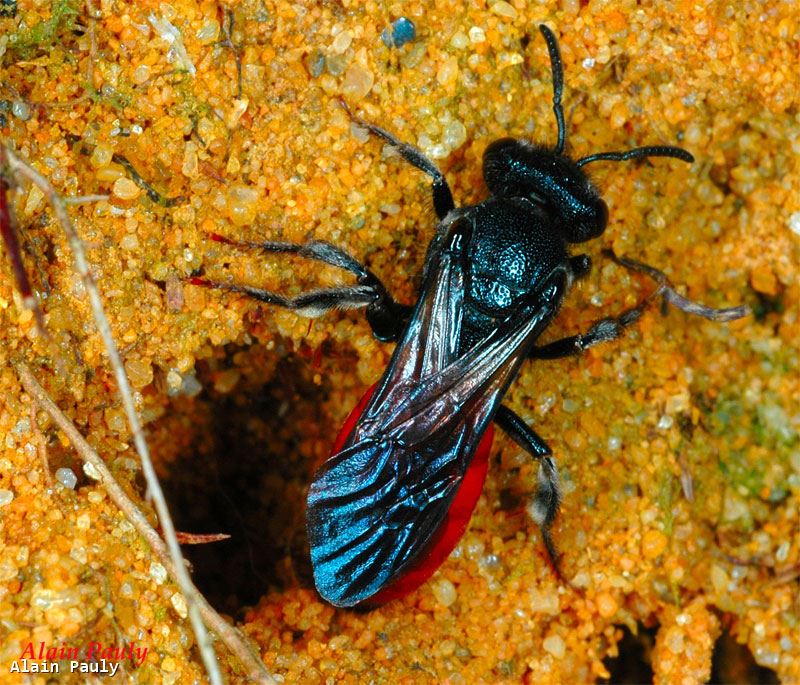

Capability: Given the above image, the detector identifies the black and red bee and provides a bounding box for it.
[194,25,747,607]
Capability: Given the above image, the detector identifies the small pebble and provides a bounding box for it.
[56,467,78,489]
[24,186,44,215]
[442,120,467,149]
[12,100,31,121]
[788,211,800,236]
[754,646,779,668]
[665,627,684,654]
[562,398,579,413]
[750,264,778,296]
[342,64,374,100]
[326,51,349,76]
[431,578,457,607]
[170,591,188,618]
[305,50,325,78]
[381,17,416,48]
[150,562,168,584]
[175,372,203,397]
[195,19,219,43]
[125,358,154,389]
[542,634,566,658]
[90,144,114,168]
[436,56,459,87]
[329,30,353,55]
[490,1,518,19]
[657,415,674,430]
[595,592,618,618]
[83,462,102,480]
[12,418,30,435]
[120,233,139,250]
[226,184,259,226]
[722,489,752,524]
[112,177,141,200]
[450,31,468,49]
[213,369,240,394]
[468,26,486,44]
[710,564,730,593]
[225,98,248,129]
[641,529,668,559]
[401,42,426,68]
[0,489,13,506]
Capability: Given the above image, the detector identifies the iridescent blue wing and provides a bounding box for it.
[306,219,568,606]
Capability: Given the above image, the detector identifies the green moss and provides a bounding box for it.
[153,604,168,622]
[717,450,763,498]
[495,659,515,677]
[701,388,796,501]
[754,399,797,448]
[657,471,674,535]
[5,0,79,61]
[176,83,213,138]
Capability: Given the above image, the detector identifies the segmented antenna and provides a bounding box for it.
[537,25,694,168]
[538,24,566,155]
[577,146,695,167]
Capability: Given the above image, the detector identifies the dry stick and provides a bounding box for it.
[2,147,224,685]
[220,6,243,100]
[29,402,52,487]
[85,0,99,86]
[17,364,275,684]
[0,175,46,334]
[64,194,110,205]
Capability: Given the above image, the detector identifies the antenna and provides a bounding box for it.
[538,24,566,155]
[576,146,694,167]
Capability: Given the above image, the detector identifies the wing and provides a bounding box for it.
[307,217,568,606]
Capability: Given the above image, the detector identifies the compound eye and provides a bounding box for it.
[595,198,609,234]
[568,197,607,243]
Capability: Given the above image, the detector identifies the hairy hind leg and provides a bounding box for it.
[495,405,563,580]
[193,234,413,342]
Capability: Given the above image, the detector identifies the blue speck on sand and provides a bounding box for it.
[381,17,416,48]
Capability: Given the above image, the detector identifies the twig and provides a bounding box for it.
[0,173,47,335]
[30,402,53,487]
[112,153,186,207]
[175,531,232,544]
[16,364,276,684]
[220,7,243,100]
[64,194,110,204]
[677,451,694,503]
[3,146,222,685]
[85,0,99,86]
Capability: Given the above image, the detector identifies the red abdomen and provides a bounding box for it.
[328,384,495,605]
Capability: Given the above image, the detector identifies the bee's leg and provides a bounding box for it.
[603,249,748,322]
[530,251,747,360]
[495,405,562,578]
[192,235,413,342]
[341,102,455,220]
[528,313,637,359]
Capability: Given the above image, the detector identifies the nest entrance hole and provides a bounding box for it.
[152,342,341,616]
